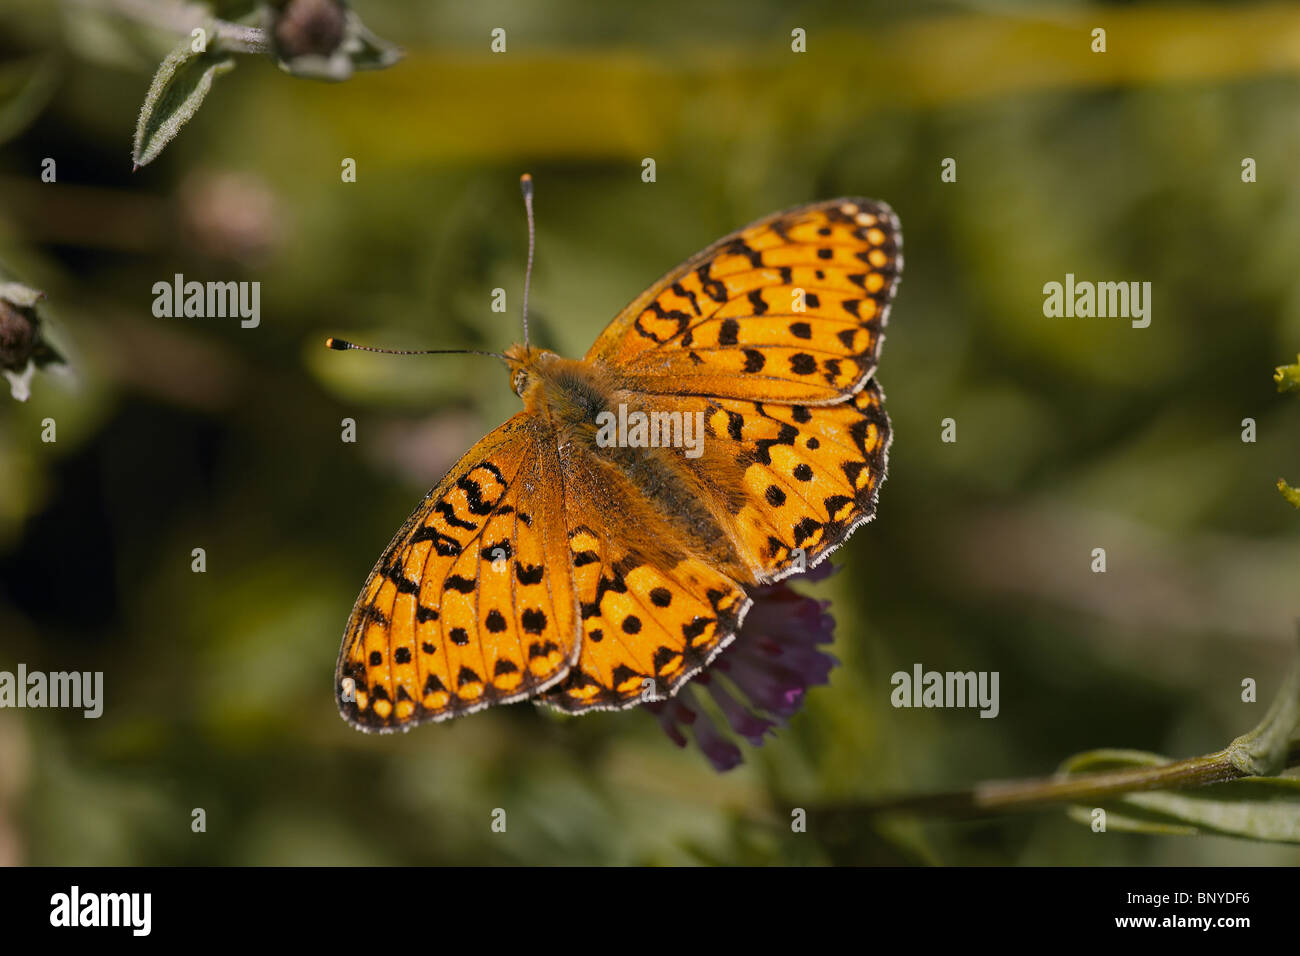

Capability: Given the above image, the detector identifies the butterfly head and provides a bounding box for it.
[504,343,557,398]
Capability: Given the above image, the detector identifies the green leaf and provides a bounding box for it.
[132,32,235,169]
[1061,749,1300,843]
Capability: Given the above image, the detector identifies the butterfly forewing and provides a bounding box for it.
[587,198,901,405]
[337,415,578,731]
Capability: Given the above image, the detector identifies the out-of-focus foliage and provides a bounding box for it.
[1279,357,1300,507]
[1277,357,1300,394]
[131,1,402,168]
[0,0,1297,865]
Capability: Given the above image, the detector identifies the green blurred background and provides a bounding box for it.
[0,0,1298,865]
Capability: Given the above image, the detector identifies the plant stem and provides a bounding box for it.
[1224,633,1300,776]
[830,635,1300,821]
[67,0,270,54]
[840,752,1250,820]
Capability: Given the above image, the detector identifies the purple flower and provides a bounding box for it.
[647,562,838,771]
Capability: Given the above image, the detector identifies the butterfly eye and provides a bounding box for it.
[512,369,528,396]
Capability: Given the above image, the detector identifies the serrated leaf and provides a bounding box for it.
[132,33,235,169]
[1062,749,1300,843]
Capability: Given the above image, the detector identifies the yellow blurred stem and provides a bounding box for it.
[1276,356,1300,393]
[1280,356,1300,507]
[266,3,1300,165]
[1280,479,1300,509]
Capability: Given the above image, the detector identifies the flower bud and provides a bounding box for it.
[0,298,35,372]
[272,0,347,61]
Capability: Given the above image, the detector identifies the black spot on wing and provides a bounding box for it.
[456,477,496,516]
[412,523,464,556]
[515,562,544,585]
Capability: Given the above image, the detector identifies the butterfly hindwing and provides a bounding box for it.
[539,459,750,714]
[588,198,902,405]
[700,383,892,581]
[337,415,578,732]
[540,383,892,590]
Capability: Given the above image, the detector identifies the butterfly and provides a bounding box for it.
[331,181,901,732]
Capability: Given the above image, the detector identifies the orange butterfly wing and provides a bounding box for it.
[538,382,892,719]
[543,199,901,711]
[692,383,892,582]
[539,443,751,713]
[336,414,579,732]
[337,196,902,723]
[587,198,901,405]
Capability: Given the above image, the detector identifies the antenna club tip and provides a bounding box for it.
[520,173,533,197]
[325,337,351,350]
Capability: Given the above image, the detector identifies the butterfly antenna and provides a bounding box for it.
[328,174,537,363]
[520,173,535,350]
[325,338,506,362]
